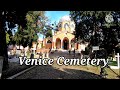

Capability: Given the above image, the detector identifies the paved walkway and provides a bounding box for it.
[8,56,19,63]
[13,50,102,79]
[14,65,101,79]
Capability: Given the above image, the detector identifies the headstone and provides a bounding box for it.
[16,50,21,55]
[30,53,34,59]
[30,50,34,59]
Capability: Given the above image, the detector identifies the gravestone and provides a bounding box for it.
[16,50,21,57]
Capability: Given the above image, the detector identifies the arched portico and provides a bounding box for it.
[56,38,61,49]
[63,37,69,50]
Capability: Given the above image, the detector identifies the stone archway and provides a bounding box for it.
[63,37,69,50]
[56,38,61,49]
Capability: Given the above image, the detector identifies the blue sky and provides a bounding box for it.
[45,11,70,24]
[38,11,70,40]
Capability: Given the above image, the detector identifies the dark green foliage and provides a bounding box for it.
[70,11,120,55]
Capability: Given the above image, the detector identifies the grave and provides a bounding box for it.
[16,50,21,57]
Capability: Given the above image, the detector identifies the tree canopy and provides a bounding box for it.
[0,10,28,69]
[70,11,120,55]
[6,32,10,45]
[12,11,48,48]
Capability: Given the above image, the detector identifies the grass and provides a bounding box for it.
[108,61,118,66]
[49,54,119,79]
[52,62,119,79]
[25,51,119,79]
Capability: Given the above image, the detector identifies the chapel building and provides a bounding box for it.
[36,16,81,51]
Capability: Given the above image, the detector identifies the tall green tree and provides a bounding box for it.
[45,29,52,38]
[6,32,10,45]
[70,11,120,55]
[13,26,23,49]
[13,11,48,49]
[0,10,28,70]
[44,24,53,38]
[25,11,48,48]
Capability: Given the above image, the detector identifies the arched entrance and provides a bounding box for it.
[63,37,69,50]
[56,38,61,49]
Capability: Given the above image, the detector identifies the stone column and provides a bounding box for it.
[52,42,54,50]
[51,42,53,49]
[52,38,56,50]
[0,56,3,79]
[69,40,71,49]
[61,39,63,49]
[53,42,55,49]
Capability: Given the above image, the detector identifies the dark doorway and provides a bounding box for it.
[63,38,69,50]
[64,40,67,49]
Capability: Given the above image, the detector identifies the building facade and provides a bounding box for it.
[37,16,83,51]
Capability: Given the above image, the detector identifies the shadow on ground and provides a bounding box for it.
[2,50,102,79]
[1,62,31,79]
[62,68,102,79]
[14,65,102,79]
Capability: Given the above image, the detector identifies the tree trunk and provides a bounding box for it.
[19,40,20,49]
[0,13,9,71]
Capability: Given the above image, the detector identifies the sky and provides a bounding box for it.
[38,11,70,40]
[45,11,70,24]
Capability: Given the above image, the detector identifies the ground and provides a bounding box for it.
[4,50,119,79]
